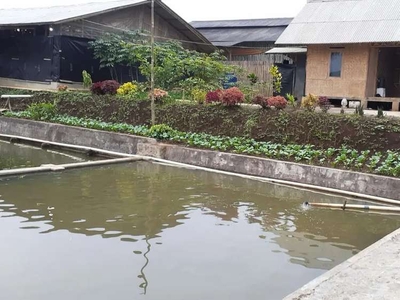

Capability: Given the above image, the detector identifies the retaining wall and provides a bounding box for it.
[1,116,400,200]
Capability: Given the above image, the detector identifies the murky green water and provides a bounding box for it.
[0,162,399,300]
[0,140,89,170]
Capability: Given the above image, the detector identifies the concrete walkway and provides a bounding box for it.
[284,228,400,300]
[330,107,400,118]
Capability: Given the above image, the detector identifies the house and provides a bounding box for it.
[276,0,400,110]
[0,0,213,89]
[191,18,292,61]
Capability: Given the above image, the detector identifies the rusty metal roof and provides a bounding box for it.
[276,0,400,45]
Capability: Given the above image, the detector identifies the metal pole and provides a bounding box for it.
[150,0,156,125]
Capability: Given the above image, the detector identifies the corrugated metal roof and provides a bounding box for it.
[0,0,146,25]
[191,18,293,29]
[266,47,307,54]
[197,27,287,46]
[276,0,400,45]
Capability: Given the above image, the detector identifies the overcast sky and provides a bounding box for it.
[0,0,307,21]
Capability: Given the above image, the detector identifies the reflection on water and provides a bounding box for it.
[0,162,399,300]
[0,140,87,170]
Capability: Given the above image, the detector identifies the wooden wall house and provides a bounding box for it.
[277,0,400,111]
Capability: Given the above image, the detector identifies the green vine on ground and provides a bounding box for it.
[5,110,400,178]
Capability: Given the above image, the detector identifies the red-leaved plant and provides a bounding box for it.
[90,80,120,95]
[318,96,331,113]
[91,82,104,95]
[220,87,244,106]
[101,80,120,95]
[267,96,287,110]
[206,90,222,104]
[252,95,268,109]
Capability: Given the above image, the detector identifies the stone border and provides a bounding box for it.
[284,227,400,299]
[1,116,400,200]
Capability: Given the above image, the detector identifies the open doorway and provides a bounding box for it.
[376,48,400,98]
[367,47,400,110]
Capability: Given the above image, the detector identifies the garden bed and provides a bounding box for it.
[2,89,400,152]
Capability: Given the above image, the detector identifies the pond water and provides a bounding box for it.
[0,140,89,170]
[0,162,399,300]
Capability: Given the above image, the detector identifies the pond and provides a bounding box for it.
[0,162,399,300]
[0,140,89,170]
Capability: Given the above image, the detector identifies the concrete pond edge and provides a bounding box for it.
[1,116,400,201]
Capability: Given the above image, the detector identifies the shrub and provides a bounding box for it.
[247,73,258,85]
[148,124,176,139]
[355,105,365,116]
[57,84,68,92]
[191,89,207,104]
[286,93,296,107]
[117,82,138,96]
[91,80,120,95]
[221,87,244,106]
[27,103,56,120]
[101,80,120,95]
[252,95,268,109]
[149,89,169,102]
[267,96,287,110]
[301,94,319,111]
[91,82,104,95]
[82,70,92,88]
[318,96,331,113]
[205,90,222,104]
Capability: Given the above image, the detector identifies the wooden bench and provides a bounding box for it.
[1,94,32,112]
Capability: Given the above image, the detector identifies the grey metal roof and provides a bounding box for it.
[0,0,146,25]
[191,18,293,29]
[191,18,291,47]
[276,0,400,45]
[197,27,288,46]
[0,0,215,52]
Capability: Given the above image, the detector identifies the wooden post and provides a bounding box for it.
[150,0,156,126]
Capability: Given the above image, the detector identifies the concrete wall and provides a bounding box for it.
[1,117,400,200]
[306,44,371,99]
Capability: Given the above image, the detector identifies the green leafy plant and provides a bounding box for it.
[148,124,176,139]
[286,93,296,108]
[82,70,93,88]
[26,103,56,121]
[247,73,258,85]
[191,89,207,104]
[7,110,400,177]
[355,105,365,116]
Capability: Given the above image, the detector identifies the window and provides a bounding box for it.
[329,52,343,77]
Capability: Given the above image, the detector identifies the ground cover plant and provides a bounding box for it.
[5,109,400,178]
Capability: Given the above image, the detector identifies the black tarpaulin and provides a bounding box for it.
[0,36,55,81]
[276,63,295,96]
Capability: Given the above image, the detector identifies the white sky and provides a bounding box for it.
[0,0,307,21]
